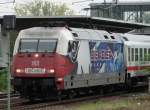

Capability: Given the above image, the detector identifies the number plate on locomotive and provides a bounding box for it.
[25,68,45,74]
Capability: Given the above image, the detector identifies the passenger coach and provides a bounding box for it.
[121,33,150,85]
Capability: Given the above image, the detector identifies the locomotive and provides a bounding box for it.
[11,27,150,99]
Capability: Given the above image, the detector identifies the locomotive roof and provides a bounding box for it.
[19,27,67,37]
[121,33,150,42]
[13,27,123,56]
[125,41,150,47]
[18,27,122,41]
[18,27,74,42]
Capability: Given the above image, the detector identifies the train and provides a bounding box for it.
[11,27,150,99]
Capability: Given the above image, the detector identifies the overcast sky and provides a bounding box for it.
[0,0,150,16]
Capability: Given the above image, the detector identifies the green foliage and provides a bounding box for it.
[0,69,7,91]
[14,0,74,16]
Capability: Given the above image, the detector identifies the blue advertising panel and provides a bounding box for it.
[89,41,124,73]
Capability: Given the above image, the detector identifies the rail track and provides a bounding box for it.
[0,93,23,110]
[2,92,127,110]
[0,85,147,110]
[0,93,19,99]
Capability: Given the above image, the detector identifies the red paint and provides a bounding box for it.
[11,53,76,90]
[127,65,150,71]
[54,54,76,90]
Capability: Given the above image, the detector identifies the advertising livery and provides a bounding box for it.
[89,41,124,73]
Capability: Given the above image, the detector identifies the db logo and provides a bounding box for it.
[32,60,40,66]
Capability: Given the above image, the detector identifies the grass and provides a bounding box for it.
[72,94,150,110]
[0,69,7,92]
[74,99,132,110]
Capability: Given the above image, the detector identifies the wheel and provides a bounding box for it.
[68,90,75,99]
[99,88,104,95]
[57,91,62,101]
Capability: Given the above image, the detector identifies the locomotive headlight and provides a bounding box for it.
[48,69,55,74]
[57,78,63,82]
[34,53,39,58]
[16,69,23,73]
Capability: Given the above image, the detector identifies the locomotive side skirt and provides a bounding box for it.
[64,73,125,89]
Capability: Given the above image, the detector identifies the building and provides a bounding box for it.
[90,2,150,23]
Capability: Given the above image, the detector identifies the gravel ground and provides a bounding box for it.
[32,92,150,110]
[33,105,74,110]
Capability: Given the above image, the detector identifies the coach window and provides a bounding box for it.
[128,48,130,61]
[140,48,143,61]
[144,48,147,61]
[135,48,138,61]
[131,48,134,61]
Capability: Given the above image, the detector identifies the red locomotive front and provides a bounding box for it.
[11,27,76,99]
[12,39,57,77]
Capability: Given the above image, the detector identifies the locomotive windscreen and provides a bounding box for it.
[38,39,57,52]
[19,39,57,53]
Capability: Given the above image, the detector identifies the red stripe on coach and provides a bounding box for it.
[127,65,150,71]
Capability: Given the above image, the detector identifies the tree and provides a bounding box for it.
[14,0,74,16]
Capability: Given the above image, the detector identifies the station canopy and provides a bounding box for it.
[0,15,150,33]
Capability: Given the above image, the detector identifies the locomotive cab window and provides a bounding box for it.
[19,39,38,52]
[19,39,57,53]
[38,40,57,52]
